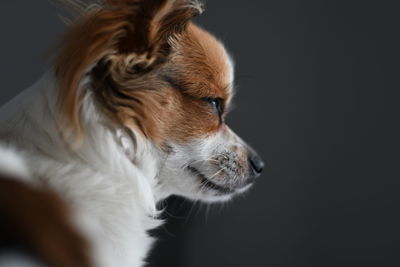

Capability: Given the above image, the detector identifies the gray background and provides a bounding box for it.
[1,1,399,267]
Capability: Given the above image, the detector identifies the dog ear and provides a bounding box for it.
[55,0,203,138]
[112,0,203,55]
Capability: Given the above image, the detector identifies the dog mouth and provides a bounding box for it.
[187,166,237,195]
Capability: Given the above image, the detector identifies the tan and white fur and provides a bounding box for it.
[0,1,264,266]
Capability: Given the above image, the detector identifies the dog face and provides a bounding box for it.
[153,25,264,201]
[56,0,264,201]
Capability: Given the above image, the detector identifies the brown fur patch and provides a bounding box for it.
[56,0,234,146]
[90,22,234,145]
[55,0,202,137]
[0,177,91,267]
[152,23,234,142]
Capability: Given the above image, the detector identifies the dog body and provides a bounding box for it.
[0,73,161,266]
[0,1,264,266]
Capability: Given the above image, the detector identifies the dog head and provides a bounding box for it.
[56,0,264,202]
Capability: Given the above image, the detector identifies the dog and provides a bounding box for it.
[0,0,264,266]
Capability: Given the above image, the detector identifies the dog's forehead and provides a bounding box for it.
[171,23,234,99]
[188,24,234,97]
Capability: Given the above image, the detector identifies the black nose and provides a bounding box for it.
[248,152,265,175]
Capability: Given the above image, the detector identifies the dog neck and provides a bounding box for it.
[0,70,169,217]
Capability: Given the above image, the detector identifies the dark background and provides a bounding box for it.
[1,1,399,266]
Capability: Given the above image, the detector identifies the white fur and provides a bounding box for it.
[0,72,162,267]
[0,145,30,182]
[0,40,247,267]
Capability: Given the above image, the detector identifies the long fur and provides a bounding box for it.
[0,71,161,266]
[0,1,263,266]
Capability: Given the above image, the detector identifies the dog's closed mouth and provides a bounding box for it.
[186,166,235,194]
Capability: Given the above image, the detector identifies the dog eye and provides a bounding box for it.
[205,97,224,116]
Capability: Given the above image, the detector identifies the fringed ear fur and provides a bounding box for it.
[55,0,203,138]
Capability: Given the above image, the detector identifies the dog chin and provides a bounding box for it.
[196,183,253,203]
[185,166,253,203]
